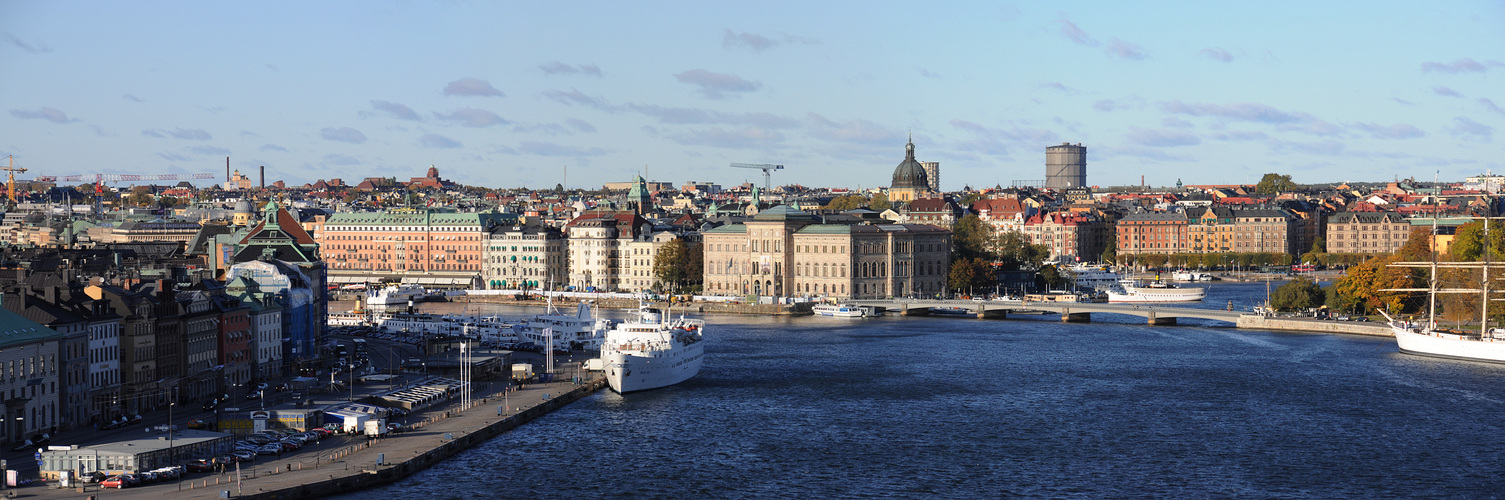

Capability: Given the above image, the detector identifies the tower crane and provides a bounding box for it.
[2,156,25,202]
[729,163,784,192]
[35,171,216,220]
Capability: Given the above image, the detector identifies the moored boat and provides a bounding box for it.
[812,303,878,318]
[602,303,705,393]
[1106,280,1206,303]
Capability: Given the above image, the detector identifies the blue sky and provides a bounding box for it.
[2,1,1503,192]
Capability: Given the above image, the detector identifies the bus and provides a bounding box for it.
[351,339,368,357]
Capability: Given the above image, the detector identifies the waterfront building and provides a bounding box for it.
[483,223,566,290]
[1230,207,1299,255]
[702,205,951,300]
[319,209,515,288]
[1326,211,1410,254]
[1116,211,1190,256]
[888,139,934,203]
[623,232,694,293]
[1020,211,1112,264]
[1186,206,1236,253]
[564,211,651,291]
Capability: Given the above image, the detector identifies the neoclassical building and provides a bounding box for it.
[702,205,951,300]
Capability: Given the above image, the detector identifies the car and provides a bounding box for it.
[185,459,213,473]
[256,444,283,456]
[81,471,107,483]
[128,414,144,425]
[202,400,220,412]
[253,382,269,391]
[138,471,158,483]
[122,473,142,486]
[386,422,406,433]
[244,435,273,445]
[278,440,301,452]
[101,475,128,489]
[231,450,256,462]
[186,418,211,430]
[245,391,262,400]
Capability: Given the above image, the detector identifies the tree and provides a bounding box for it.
[869,192,891,212]
[823,194,868,211]
[947,257,994,294]
[652,239,688,292]
[1310,236,1326,254]
[554,183,564,193]
[125,192,155,207]
[951,214,994,261]
[1037,264,1065,290]
[1255,173,1298,194]
[1270,277,1324,311]
[995,230,1049,270]
[1100,245,1117,266]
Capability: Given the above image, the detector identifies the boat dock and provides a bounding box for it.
[26,371,606,499]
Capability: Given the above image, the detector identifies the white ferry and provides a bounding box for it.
[367,284,427,307]
[812,303,881,318]
[513,300,613,350]
[1170,270,1217,282]
[602,303,705,393]
[1106,280,1206,303]
[1067,263,1123,292]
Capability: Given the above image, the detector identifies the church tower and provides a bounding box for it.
[888,136,932,203]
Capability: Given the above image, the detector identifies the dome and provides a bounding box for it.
[891,139,929,189]
[234,199,254,213]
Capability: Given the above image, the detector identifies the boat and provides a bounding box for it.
[601,302,706,393]
[928,306,973,316]
[1066,263,1123,291]
[1170,270,1217,282]
[513,298,612,351]
[366,284,427,307]
[1106,280,1206,303]
[1381,214,1505,363]
[812,303,880,318]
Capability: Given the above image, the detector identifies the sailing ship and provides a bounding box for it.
[1381,216,1505,363]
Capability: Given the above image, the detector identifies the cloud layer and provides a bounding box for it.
[443,78,504,97]
[674,69,762,99]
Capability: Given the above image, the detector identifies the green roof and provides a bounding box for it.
[704,224,747,234]
[796,225,853,235]
[0,307,63,349]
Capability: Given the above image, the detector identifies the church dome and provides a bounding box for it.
[891,139,929,189]
[234,199,254,213]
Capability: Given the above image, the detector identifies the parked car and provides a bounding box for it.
[122,473,142,486]
[256,444,282,456]
[101,475,128,489]
[231,450,256,462]
[185,459,214,473]
[186,419,211,430]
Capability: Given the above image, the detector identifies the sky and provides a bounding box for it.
[2,1,1503,193]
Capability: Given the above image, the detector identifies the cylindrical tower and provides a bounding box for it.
[1045,143,1087,190]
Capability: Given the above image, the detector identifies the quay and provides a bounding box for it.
[849,299,1395,337]
[20,372,606,500]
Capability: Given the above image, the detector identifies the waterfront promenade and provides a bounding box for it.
[16,371,605,500]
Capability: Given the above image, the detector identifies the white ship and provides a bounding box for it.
[1106,280,1206,303]
[367,284,428,307]
[1067,263,1123,292]
[602,304,705,393]
[812,303,880,318]
[513,300,612,350]
[1170,270,1217,282]
[1381,215,1505,364]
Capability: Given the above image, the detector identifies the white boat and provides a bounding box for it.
[602,303,705,393]
[513,299,613,351]
[367,284,427,307]
[1170,270,1216,282]
[812,303,878,318]
[1106,280,1206,303]
[1381,214,1505,364]
[1067,263,1122,292]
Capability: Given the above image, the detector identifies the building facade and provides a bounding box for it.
[1326,212,1411,254]
[483,224,566,290]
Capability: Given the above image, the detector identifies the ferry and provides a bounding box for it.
[1170,270,1217,282]
[1067,263,1123,292]
[812,303,881,318]
[513,300,613,350]
[602,303,705,393]
[1106,280,1206,303]
[367,284,428,307]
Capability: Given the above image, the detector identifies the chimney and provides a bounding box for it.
[260,165,265,190]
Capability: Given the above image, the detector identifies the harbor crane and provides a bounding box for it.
[2,156,25,202]
[729,163,784,191]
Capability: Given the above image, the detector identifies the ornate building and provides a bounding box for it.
[888,138,933,203]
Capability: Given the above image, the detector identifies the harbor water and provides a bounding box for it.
[336,283,1505,498]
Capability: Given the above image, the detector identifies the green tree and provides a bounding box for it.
[1270,277,1324,311]
[869,192,891,211]
[125,192,155,207]
[1255,173,1298,194]
[1038,264,1065,290]
[947,257,994,294]
[1311,236,1326,254]
[951,214,994,261]
[995,230,1049,270]
[1100,245,1117,266]
[652,239,692,292]
[823,194,868,211]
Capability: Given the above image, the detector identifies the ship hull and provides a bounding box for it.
[1394,327,1505,364]
[1107,287,1205,303]
[605,342,704,393]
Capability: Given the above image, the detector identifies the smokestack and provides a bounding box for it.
[226,157,231,181]
[260,165,265,190]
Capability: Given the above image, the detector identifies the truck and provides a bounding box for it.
[511,363,535,382]
[363,418,388,437]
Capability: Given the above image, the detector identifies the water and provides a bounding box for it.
[336,283,1505,499]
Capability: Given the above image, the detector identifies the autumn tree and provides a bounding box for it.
[995,230,1049,271]
[869,192,891,212]
[652,239,696,293]
[823,194,868,211]
[951,214,994,261]
[947,257,995,295]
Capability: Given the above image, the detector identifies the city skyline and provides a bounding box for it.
[1,1,1502,192]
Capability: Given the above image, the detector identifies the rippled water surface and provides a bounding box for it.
[335,283,1505,499]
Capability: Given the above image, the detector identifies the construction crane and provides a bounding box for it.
[730,163,784,191]
[2,156,25,202]
[35,171,216,220]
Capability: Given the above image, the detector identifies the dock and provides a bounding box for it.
[850,299,1395,337]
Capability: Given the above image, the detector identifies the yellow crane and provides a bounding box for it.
[2,156,26,202]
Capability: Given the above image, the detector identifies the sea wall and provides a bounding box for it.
[1235,316,1393,337]
[452,295,814,316]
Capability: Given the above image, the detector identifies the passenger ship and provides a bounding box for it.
[812,303,881,318]
[367,284,428,307]
[602,304,705,393]
[1106,280,1206,303]
[513,300,613,350]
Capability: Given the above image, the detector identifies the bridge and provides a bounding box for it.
[848,299,1245,326]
